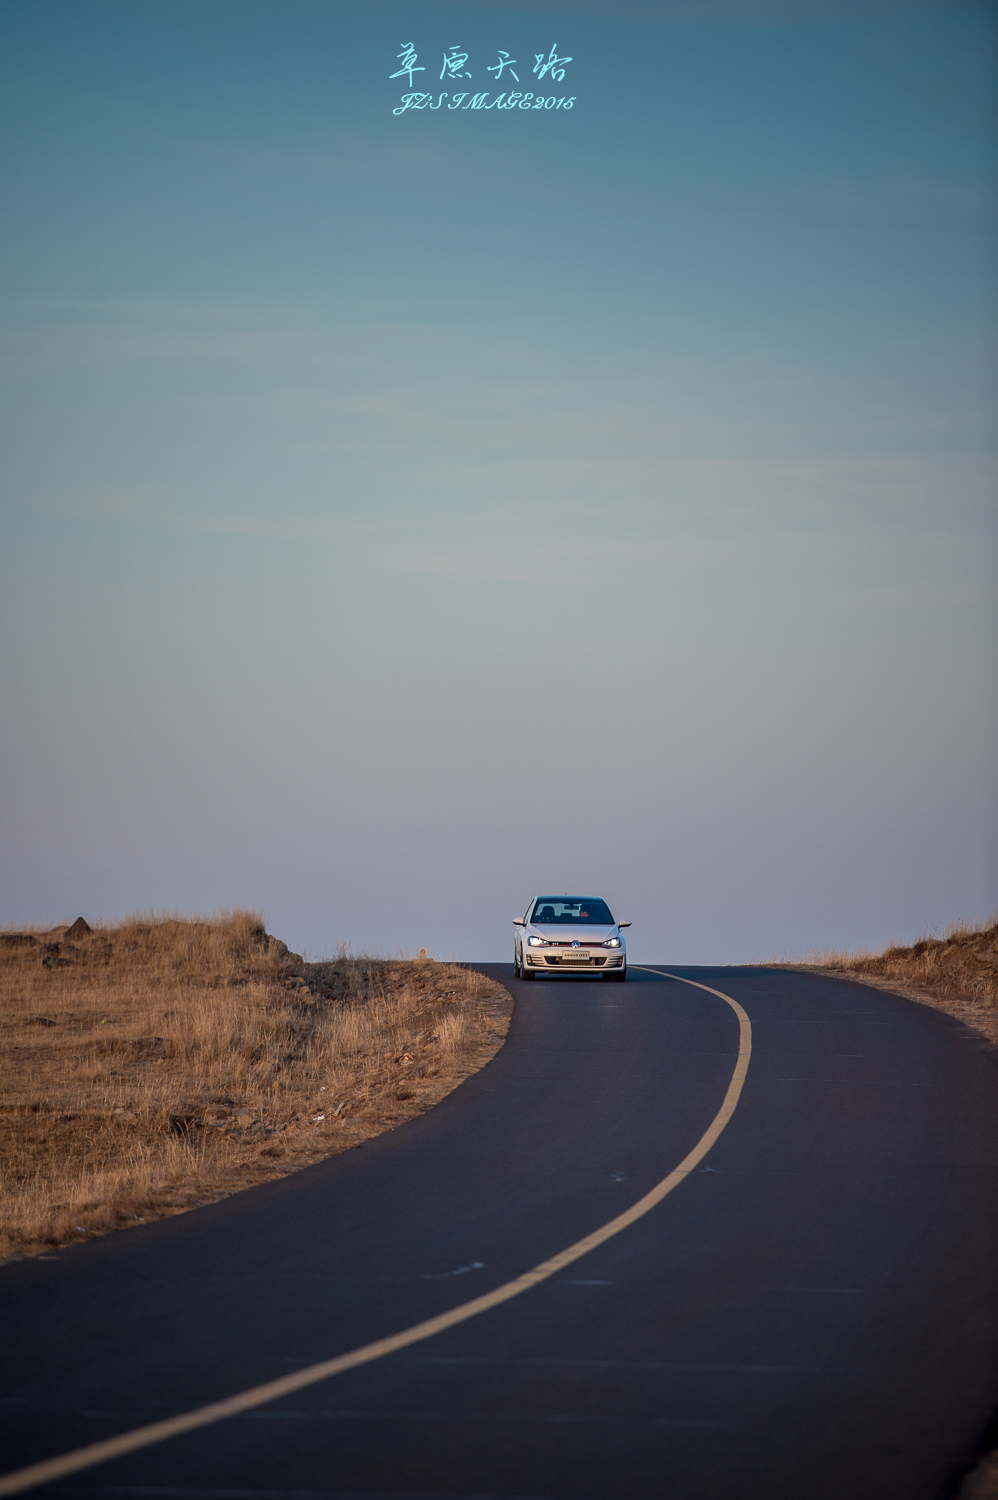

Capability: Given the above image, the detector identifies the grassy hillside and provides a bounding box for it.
[784,918,998,1045]
[0,911,511,1262]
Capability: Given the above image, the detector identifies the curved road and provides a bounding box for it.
[1,965,997,1499]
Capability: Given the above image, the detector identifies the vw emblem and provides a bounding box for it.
[571,940,581,948]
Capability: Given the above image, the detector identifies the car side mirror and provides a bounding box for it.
[618,921,631,928]
[513,918,525,926]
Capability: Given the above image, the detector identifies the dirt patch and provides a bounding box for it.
[0,912,512,1263]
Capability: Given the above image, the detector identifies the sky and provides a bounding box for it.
[1,0,996,962]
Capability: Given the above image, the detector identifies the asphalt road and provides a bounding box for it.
[2,964,997,1500]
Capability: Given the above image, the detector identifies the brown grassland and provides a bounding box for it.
[774,917,998,1046]
[0,911,512,1264]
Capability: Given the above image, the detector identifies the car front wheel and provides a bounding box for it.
[521,950,535,980]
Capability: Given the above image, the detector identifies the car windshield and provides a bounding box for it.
[531,898,614,926]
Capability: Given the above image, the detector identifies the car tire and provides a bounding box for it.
[521,952,535,980]
[513,948,521,978]
[613,966,626,983]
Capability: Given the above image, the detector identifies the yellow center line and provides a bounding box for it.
[0,969,751,1497]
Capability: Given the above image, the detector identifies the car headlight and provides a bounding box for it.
[527,935,550,947]
[602,936,622,948]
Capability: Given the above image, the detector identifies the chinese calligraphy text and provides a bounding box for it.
[390,40,576,116]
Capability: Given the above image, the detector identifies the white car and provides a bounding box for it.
[513,896,630,982]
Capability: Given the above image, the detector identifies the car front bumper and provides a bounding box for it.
[523,949,625,973]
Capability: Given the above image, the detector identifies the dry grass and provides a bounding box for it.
[0,912,512,1264]
[772,917,998,1046]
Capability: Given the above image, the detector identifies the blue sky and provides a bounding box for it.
[1,0,995,960]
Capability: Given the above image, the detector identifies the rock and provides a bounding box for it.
[40,941,76,969]
[235,1113,255,1129]
[25,1015,57,1027]
[1,933,37,948]
[65,918,92,940]
[113,1108,137,1123]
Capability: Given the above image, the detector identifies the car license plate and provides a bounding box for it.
[564,950,590,961]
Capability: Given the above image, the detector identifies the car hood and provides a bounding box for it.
[530,925,617,943]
